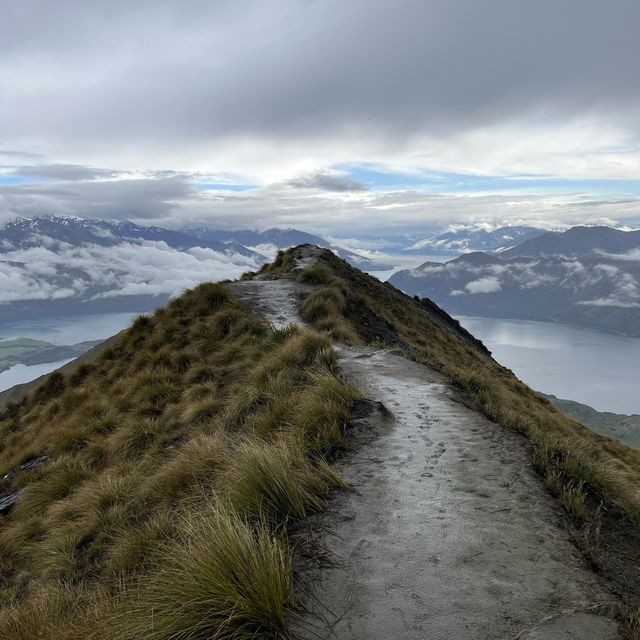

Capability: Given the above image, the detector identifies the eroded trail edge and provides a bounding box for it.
[228,274,619,640]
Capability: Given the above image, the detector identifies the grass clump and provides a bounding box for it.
[257,250,296,277]
[109,503,292,640]
[300,288,360,343]
[226,441,341,523]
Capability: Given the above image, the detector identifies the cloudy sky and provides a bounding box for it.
[2,0,640,237]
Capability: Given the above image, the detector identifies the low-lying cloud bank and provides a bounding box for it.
[0,238,261,304]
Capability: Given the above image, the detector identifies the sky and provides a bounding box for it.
[1,0,640,238]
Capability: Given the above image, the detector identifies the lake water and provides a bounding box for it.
[0,312,141,345]
[0,312,141,392]
[457,316,640,415]
[0,359,76,392]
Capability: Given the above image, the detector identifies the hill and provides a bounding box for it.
[1,246,639,637]
[389,251,640,336]
[544,394,640,449]
[0,338,101,374]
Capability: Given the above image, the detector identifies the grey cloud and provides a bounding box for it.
[0,150,44,160]
[1,0,639,156]
[0,176,196,221]
[10,164,121,181]
[287,172,368,192]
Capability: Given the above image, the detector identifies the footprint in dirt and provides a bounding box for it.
[430,442,446,462]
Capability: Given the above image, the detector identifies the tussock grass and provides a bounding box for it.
[258,250,296,277]
[226,440,341,523]
[300,288,360,343]
[109,502,292,640]
[0,281,359,638]
[297,263,334,285]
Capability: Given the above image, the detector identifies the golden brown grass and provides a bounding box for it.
[0,282,361,639]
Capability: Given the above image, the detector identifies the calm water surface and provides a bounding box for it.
[457,316,640,415]
[0,312,141,392]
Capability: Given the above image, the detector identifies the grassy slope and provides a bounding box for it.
[0,282,360,639]
[286,247,640,610]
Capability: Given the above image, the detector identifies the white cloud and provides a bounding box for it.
[465,276,502,294]
[0,239,261,303]
[578,298,640,308]
[597,249,640,262]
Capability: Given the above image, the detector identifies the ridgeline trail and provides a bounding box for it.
[228,252,620,640]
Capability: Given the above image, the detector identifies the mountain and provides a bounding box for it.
[389,250,640,336]
[1,216,260,257]
[181,225,394,270]
[179,226,327,250]
[0,216,268,321]
[0,244,637,637]
[405,225,546,255]
[502,225,640,260]
[0,216,394,322]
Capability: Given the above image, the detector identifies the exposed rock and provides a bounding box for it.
[3,455,48,480]
[0,490,23,515]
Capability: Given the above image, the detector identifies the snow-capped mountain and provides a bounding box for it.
[1,216,260,258]
[179,226,393,269]
[405,226,546,255]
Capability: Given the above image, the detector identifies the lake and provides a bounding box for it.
[457,316,640,415]
[0,312,141,345]
[0,312,141,392]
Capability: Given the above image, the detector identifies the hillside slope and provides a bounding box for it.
[0,275,360,639]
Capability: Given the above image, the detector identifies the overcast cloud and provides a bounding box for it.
[1,1,640,233]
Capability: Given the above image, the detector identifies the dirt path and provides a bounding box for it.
[228,277,619,640]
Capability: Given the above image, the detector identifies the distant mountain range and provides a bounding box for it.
[501,225,640,260]
[179,226,391,269]
[405,226,546,255]
[389,226,640,337]
[0,216,386,320]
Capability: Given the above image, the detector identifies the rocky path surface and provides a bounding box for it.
[228,275,619,640]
